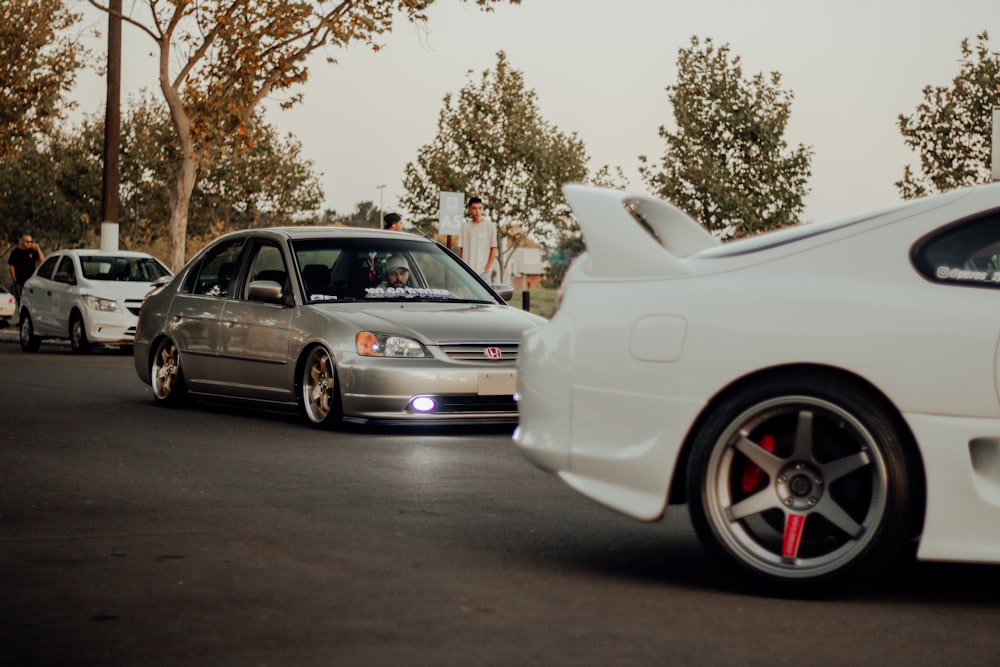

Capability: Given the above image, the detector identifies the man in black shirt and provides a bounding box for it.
[8,234,44,309]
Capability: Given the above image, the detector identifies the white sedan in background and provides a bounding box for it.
[514,182,1000,595]
[19,249,172,353]
[0,285,15,325]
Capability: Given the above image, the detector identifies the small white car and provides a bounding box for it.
[19,249,172,353]
[0,285,15,325]
[515,182,1000,595]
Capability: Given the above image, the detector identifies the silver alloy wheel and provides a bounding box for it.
[19,313,40,352]
[701,395,890,581]
[151,338,182,402]
[302,346,336,424]
[70,312,90,353]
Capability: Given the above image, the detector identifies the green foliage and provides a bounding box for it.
[318,200,381,228]
[1,94,322,255]
[639,36,812,240]
[0,0,87,156]
[0,133,99,253]
[897,32,999,199]
[542,234,585,288]
[399,51,589,280]
[114,95,323,242]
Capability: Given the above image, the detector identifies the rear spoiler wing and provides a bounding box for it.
[562,184,719,278]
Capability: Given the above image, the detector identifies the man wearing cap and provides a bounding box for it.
[379,254,411,289]
[383,213,403,231]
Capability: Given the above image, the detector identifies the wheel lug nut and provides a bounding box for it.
[808,497,817,506]
[783,498,793,506]
[795,462,804,470]
[777,475,786,483]
[814,476,823,485]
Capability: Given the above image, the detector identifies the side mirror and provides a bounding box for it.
[150,275,173,289]
[53,271,75,285]
[248,280,285,304]
[492,283,514,302]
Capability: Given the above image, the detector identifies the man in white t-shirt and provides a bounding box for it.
[458,197,497,281]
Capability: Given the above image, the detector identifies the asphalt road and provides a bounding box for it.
[2,337,999,666]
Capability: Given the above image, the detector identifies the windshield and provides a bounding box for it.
[292,237,497,303]
[80,255,171,282]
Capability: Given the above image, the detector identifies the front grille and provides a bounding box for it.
[125,300,142,316]
[438,340,519,364]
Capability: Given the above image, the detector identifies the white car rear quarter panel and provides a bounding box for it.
[518,230,1000,555]
[515,183,1000,563]
[907,413,1000,562]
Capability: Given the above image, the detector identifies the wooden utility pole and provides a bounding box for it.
[101,0,123,250]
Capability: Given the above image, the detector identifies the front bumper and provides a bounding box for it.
[337,354,519,423]
[85,311,138,345]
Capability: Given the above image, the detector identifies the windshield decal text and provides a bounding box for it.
[364,287,453,299]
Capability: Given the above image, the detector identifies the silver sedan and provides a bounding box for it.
[134,226,546,426]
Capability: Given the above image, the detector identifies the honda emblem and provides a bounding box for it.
[484,347,502,360]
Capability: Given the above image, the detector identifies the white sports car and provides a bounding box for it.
[514,182,1000,595]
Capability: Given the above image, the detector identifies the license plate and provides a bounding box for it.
[478,371,516,396]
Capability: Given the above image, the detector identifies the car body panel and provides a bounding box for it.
[514,182,1000,564]
[135,226,546,424]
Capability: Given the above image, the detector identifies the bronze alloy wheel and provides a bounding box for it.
[151,337,186,405]
[301,346,342,428]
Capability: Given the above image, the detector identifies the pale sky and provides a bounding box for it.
[72,0,998,225]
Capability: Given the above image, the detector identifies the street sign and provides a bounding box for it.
[438,191,465,236]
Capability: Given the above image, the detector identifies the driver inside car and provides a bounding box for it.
[379,255,411,289]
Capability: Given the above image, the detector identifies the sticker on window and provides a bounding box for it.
[935,265,1000,283]
[364,287,453,299]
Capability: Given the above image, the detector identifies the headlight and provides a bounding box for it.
[355,331,429,358]
[83,295,122,313]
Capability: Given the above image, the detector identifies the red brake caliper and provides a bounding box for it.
[740,434,775,493]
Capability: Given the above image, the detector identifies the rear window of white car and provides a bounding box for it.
[912,212,1000,288]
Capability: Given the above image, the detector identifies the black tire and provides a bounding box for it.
[150,337,187,406]
[19,311,40,352]
[300,346,343,428]
[69,311,91,354]
[686,372,918,596]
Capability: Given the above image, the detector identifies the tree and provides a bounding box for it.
[315,200,381,228]
[192,115,324,231]
[399,51,589,281]
[88,0,519,271]
[639,36,812,240]
[0,131,100,256]
[1,95,324,258]
[106,95,324,246]
[0,0,87,157]
[897,32,999,199]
